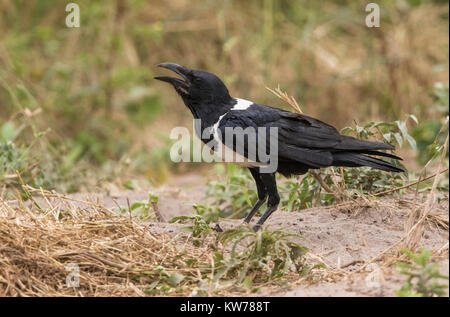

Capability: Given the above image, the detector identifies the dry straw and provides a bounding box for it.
[267,86,449,272]
[0,191,210,296]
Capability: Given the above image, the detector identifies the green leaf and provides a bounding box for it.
[169,215,191,223]
[148,192,159,203]
[130,202,143,210]
[405,134,417,151]
[168,272,184,287]
[185,258,198,267]
[179,226,194,233]
[394,132,403,147]
[145,281,159,293]
[243,275,254,289]
[1,122,15,142]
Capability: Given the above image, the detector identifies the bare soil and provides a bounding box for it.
[65,174,449,297]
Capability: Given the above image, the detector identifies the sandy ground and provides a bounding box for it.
[64,174,449,297]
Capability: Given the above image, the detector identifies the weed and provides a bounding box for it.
[116,192,159,221]
[169,214,212,245]
[413,83,449,166]
[279,174,324,211]
[283,115,416,206]
[396,248,448,297]
[213,226,308,286]
[192,203,222,223]
[0,141,27,181]
[169,212,309,289]
[205,164,258,218]
[0,119,62,196]
[144,266,186,296]
[341,114,418,151]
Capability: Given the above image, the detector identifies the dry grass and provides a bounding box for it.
[1,1,447,146]
[265,84,449,274]
[357,132,449,271]
[0,192,211,296]
[0,187,310,297]
[0,1,447,297]
[403,133,449,250]
[0,182,447,296]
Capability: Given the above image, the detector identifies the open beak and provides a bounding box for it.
[154,63,190,95]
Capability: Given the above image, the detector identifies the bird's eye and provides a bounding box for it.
[194,77,202,83]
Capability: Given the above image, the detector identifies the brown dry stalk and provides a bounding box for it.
[403,132,449,251]
[309,171,343,203]
[0,191,210,296]
[265,85,303,113]
[266,85,348,200]
[356,132,449,272]
[373,168,449,197]
[1,188,312,296]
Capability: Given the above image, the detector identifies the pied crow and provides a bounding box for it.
[155,63,404,231]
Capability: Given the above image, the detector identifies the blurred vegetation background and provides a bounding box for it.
[0,0,448,195]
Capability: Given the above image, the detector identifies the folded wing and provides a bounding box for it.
[216,103,403,172]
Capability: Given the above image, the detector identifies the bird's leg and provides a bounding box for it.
[243,168,267,224]
[253,172,280,231]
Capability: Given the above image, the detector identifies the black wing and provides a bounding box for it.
[217,103,401,170]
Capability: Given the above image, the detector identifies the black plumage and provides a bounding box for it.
[155,63,404,230]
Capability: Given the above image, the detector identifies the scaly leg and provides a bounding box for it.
[253,172,280,231]
[243,168,267,224]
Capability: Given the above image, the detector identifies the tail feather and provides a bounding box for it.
[349,150,403,161]
[336,136,395,151]
[332,152,404,173]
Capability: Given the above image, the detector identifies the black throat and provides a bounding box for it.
[181,95,236,129]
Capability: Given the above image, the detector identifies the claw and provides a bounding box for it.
[212,223,223,232]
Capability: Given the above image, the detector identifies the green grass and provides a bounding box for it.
[168,213,309,292]
[396,248,449,297]
[0,0,448,194]
[214,226,308,286]
[115,192,159,221]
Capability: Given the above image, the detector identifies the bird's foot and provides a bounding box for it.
[252,224,261,232]
[212,223,223,232]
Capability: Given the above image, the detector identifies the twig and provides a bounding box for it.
[152,198,165,222]
[372,168,449,197]
[340,259,365,269]
[266,85,350,201]
[437,242,449,255]
[356,132,449,272]
[310,171,343,203]
[403,132,449,250]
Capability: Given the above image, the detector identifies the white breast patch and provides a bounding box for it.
[210,98,264,166]
[233,98,253,110]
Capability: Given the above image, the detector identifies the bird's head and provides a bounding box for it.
[154,63,231,105]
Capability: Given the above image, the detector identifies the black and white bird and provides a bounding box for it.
[155,63,404,231]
